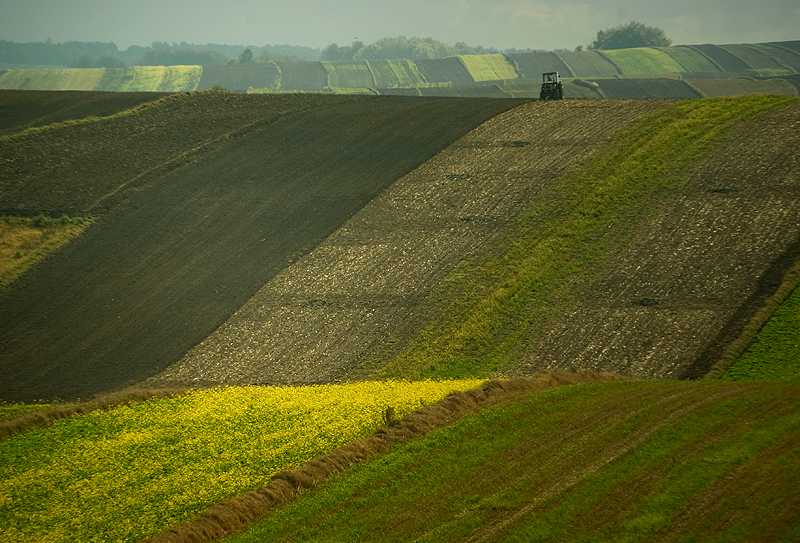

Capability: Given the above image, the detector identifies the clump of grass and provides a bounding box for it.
[0,215,92,290]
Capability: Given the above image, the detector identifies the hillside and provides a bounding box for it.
[2,92,799,403]
[216,379,800,543]
[1,41,799,99]
[0,92,525,402]
[0,90,799,542]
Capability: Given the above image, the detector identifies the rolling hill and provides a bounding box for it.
[1,40,799,99]
[0,89,798,542]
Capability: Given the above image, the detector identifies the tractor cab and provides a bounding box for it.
[540,72,564,100]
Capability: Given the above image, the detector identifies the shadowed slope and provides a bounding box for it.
[0,95,526,402]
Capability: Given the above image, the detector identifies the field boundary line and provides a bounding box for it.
[705,254,800,378]
[0,387,190,441]
[686,46,725,72]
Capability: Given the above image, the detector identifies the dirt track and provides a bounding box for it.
[0,93,526,402]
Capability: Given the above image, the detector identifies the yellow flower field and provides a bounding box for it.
[0,379,483,542]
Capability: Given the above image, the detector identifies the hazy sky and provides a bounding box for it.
[1,0,798,51]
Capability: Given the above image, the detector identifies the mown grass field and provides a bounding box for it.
[0,68,105,91]
[658,46,722,73]
[367,59,428,88]
[458,54,519,82]
[123,66,201,92]
[0,215,91,290]
[0,380,482,542]
[600,47,687,74]
[225,379,800,543]
[371,95,798,380]
[321,61,375,88]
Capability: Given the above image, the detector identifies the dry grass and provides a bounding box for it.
[0,215,91,289]
[0,387,189,441]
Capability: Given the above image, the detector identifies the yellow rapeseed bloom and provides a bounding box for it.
[0,379,483,543]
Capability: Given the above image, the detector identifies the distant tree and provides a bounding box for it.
[238,48,253,63]
[95,55,126,68]
[588,21,671,50]
[70,54,125,68]
[136,48,230,66]
[71,55,95,68]
[321,41,364,61]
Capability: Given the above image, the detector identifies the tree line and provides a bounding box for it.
[1,23,672,68]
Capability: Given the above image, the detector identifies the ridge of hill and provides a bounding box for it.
[1,41,799,99]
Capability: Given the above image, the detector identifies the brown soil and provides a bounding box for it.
[2,92,798,402]
[0,91,527,402]
[146,99,665,389]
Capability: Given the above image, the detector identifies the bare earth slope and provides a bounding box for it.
[515,104,800,379]
[0,93,526,402]
[148,100,664,388]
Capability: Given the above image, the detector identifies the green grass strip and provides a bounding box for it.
[375,95,798,381]
[601,47,687,74]
[722,282,800,381]
[321,61,375,88]
[388,59,427,86]
[459,54,519,82]
[0,380,481,543]
[125,65,168,91]
[158,65,202,92]
[657,46,721,73]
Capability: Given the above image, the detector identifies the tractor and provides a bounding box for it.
[540,72,564,100]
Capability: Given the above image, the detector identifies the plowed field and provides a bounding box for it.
[516,104,800,379]
[0,90,169,136]
[148,100,665,388]
[0,92,526,402]
[2,92,799,403]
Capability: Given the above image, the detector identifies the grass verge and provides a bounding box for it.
[223,379,800,543]
[372,95,798,380]
[0,380,482,543]
[0,215,92,290]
